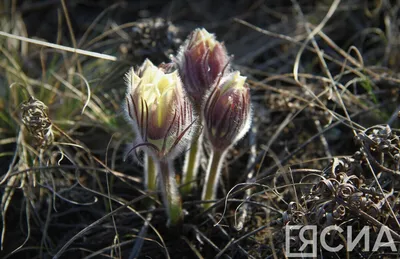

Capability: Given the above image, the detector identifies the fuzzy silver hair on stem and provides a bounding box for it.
[174,28,231,196]
[124,59,197,225]
[201,71,252,210]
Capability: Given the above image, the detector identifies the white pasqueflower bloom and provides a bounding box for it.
[125,59,196,159]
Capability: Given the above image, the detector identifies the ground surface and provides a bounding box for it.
[1,0,400,258]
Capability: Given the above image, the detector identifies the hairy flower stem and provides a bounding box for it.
[158,159,183,226]
[182,131,202,196]
[201,149,226,210]
[144,154,157,203]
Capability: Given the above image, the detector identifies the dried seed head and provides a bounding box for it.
[125,59,196,159]
[175,28,230,104]
[121,18,181,64]
[203,71,251,151]
[20,96,54,148]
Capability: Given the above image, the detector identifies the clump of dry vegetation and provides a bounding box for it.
[1,0,400,258]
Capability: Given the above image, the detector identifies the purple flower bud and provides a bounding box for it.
[203,71,251,151]
[125,59,196,159]
[175,28,230,104]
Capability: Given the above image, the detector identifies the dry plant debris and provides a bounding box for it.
[1,0,400,258]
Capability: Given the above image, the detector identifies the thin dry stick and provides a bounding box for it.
[214,103,381,210]
[60,0,85,85]
[291,0,358,137]
[51,124,143,185]
[294,0,358,138]
[233,18,366,80]
[235,118,257,231]
[83,21,138,49]
[77,2,122,48]
[0,31,117,61]
[249,79,366,132]
[181,236,205,259]
[362,147,400,230]
[339,198,400,241]
[52,197,169,259]
[236,17,400,89]
[314,118,332,160]
[61,166,168,259]
[105,134,121,258]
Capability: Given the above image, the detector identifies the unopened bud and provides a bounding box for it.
[203,71,251,151]
[175,28,230,104]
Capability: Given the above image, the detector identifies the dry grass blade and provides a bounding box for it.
[2,1,400,258]
[0,31,117,61]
